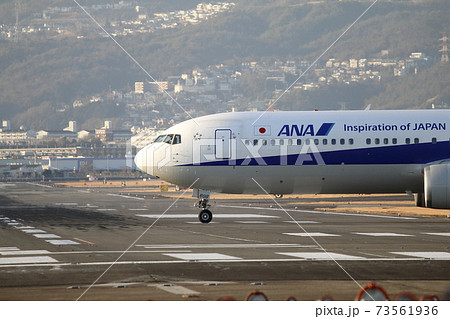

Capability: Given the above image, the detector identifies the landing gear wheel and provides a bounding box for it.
[275,194,283,198]
[199,209,213,224]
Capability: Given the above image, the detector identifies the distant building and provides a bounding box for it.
[95,129,113,142]
[0,130,36,145]
[64,121,77,132]
[36,130,77,140]
[1,120,11,132]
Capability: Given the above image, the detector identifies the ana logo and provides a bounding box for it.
[277,123,335,137]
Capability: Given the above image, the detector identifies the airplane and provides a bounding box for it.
[134,109,450,223]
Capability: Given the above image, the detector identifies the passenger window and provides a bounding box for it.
[262,140,267,146]
[163,134,174,144]
[432,138,437,144]
[349,138,354,145]
[366,138,371,145]
[245,140,250,145]
[392,138,397,145]
[172,134,181,144]
[279,139,284,146]
[383,138,389,145]
[271,139,276,146]
[253,139,258,146]
[323,139,328,145]
[414,138,419,144]
[288,139,293,146]
[305,139,310,145]
[375,138,380,145]
[340,138,345,145]
[331,139,336,145]
[296,139,302,145]
[314,139,319,145]
[405,138,410,144]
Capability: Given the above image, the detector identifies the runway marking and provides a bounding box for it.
[235,221,268,224]
[153,284,199,295]
[283,232,341,237]
[0,250,51,256]
[128,208,149,211]
[163,253,242,261]
[284,221,320,224]
[21,229,46,234]
[74,238,96,245]
[55,203,78,206]
[0,256,58,265]
[137,244,313,249]
[97,209,117,212]
[423,233,450,237]
[15,226,35,229]
[0,247,19,251]
[46,240,80,245]
[391,252,450,260]
[33,234,61,239]
[136,214,279,219]
[218,205,417,220]
[277,252,366,260]
[107,193,145,201]
[353,232,414,237]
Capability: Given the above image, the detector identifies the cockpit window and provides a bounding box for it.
[154,134,181,144]
[172,134,181,145]
[154,135,166,143]
[163,134,174,144]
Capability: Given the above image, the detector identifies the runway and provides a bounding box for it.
[0,182,449,300]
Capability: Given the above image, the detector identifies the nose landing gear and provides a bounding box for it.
[197,198,212,223]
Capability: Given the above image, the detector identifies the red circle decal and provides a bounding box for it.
[259,127,266,134]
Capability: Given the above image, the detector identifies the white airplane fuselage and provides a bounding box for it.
[134,110,450,208]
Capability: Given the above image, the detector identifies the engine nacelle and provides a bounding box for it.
[424,163,450,209]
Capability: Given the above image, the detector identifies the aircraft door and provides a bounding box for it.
[215,129,232,159]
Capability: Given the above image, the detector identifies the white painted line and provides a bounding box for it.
[97,209,117,212]
[46,240,80,245]
[137,244,312,249]
[129,208,149,211]
[353,232,414,237]
[154,284,199,295]
[283,232,341,237]
[391,252,450,260]
[22,229,46,234]
[0,256,58,265]
[55,203,78,206]
[218,205,417,220]
[137,214,278,219]
[0,250,51,256]
[423,233,450,237]
[277,252,366,260]
[235,221,268,224]
[163,253,242,261]
[284,221,320,224]
[33,234,61,239]
[107,193,145,201]
[14,226,35,229]
[7,223,21,226]
[0,247,19,251]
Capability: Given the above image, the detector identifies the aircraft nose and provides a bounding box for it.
[134,146,154,176]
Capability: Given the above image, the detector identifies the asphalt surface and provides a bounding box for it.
[0,182,449,301]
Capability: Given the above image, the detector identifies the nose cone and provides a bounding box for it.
[134,146,153,176]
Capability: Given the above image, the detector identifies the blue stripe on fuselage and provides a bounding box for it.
[183,141,450,166]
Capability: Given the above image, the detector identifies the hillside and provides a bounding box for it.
[0,0,449,129]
